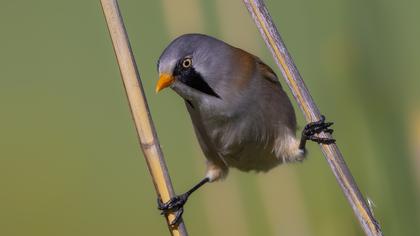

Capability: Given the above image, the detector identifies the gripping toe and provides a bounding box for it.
[302,115,336,145]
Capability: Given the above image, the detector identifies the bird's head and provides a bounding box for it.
[156,34,242,103]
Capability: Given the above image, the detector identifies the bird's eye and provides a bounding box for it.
[182,58,192,68]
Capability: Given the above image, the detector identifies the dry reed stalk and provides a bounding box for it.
[100,0,188,235]
[243,1,383,235]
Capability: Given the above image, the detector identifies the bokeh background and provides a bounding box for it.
[1,0,419,235]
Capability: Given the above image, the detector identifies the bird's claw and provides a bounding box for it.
[303,115,336,144]
[157,193,189,226]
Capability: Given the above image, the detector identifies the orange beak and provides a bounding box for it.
[155,73,175,93]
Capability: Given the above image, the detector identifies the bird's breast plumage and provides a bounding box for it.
[186,77,300,173]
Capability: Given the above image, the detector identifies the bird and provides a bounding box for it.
[155,33,334,226]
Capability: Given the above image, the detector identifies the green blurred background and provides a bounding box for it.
[1,0,419,235]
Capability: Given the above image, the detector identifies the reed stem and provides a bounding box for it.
[243,1,383,235]
[100,1,188,235]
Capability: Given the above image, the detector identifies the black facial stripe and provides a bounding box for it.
[182,70,220,98]
[173,59,220,98]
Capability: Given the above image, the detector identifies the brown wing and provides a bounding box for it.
[254,57,282,86]
[254,56,297,132]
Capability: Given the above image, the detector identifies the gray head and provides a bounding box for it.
[156,34,238,100]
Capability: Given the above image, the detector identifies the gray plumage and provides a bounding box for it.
[157,34,304,182]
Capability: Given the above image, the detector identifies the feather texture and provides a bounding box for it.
[158,34,305,181]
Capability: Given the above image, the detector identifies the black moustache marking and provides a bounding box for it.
[182,72,220,98]
[173,60,221,99]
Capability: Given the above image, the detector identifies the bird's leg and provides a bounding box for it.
[157,177,210,226]
[299,115,335,151]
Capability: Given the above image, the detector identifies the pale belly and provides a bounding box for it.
[207,121,283,172]
[187,99,301,174]
[220,143,283,172]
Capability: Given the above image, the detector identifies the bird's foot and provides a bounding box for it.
[157,193,189,227]
[302,115,335,144]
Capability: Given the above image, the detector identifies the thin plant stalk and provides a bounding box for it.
[242,1,383,236]
[100,0,188,235]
